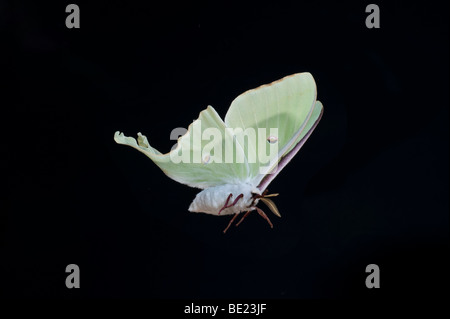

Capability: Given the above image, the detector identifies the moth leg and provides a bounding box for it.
[218,193,244,215]
[256,207,274,229]
[223,213,240,234]
[218,193,233,215]
[236,210,252,227]
[230,193,244,206]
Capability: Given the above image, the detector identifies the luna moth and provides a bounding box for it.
[114,72,323,233]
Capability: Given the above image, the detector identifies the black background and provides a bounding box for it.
[2,0,448,300]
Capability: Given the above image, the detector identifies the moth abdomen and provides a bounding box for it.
[188,183,259,216]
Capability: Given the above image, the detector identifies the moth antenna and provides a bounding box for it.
[259,197,281,218]
[263,193,279,198]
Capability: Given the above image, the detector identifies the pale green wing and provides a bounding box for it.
[286,100,324,154]
[257,100,324,191]
[224,72,317,186]
[115,106,249,189]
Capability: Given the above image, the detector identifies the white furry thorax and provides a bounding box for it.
[188,183,262,216]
